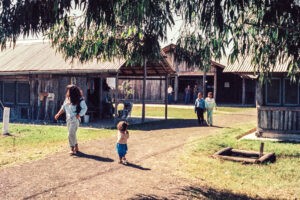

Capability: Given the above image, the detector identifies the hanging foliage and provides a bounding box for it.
[0,0,299,77]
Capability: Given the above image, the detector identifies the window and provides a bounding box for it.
[265,79,281,105]
[3,82,16,104]
[17,82,30,104]
[284,79,299,105]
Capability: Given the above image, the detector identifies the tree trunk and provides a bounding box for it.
[142,58,147,123]
[203,69,207,98]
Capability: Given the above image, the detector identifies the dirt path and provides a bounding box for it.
[0,110,256,200]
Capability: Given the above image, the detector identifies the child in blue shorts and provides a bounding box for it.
[116,121,129,164]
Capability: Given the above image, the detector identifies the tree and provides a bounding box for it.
[0,0,299,78]
[173,0,300,80]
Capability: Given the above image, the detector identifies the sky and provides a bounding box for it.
[18,10,184,49]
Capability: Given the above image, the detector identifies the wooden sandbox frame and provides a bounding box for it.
[213,145,276,164]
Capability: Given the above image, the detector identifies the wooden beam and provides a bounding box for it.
[213,66,217,102]
[242,78,246,105]
[203,69,207,98]
[174,75,178,103]
[165,74,168,120]
[114,73,119,124]
[142,58,147,123]
[99,77,103,119]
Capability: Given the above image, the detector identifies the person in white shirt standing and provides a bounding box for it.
[168,85,173,104]
[205,92,216,126]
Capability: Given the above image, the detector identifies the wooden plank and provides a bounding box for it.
[272,111,276,130]
[267,110,272,129]
[231,149,260,157]
[257,152,276,163]
[213,147,233,156]
[280,111,284,131]
[257,109,261,129]
[258,106,300,112]
[293,112,297,130]
[288,111,293,130]
[215,155,257,164]
[262,110,267,129]
[275,111,280,130]
[284,110,289,130]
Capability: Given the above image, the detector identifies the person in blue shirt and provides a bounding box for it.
[185,85,191,104]
[55,84,88,155]
[194,92,206,125]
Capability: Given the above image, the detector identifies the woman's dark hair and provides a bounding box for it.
[67,85,82,114]
[117,121,128,132]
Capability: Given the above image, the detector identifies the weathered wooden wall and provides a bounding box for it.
[257,107,300,134]
[118,79,166,102]
[256,81,300,135]
[0,75,88,122]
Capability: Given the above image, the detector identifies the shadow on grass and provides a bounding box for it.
[124,162,151,171]
[74,151,114,162]
[129,119,227,131]
[129,185,274,200]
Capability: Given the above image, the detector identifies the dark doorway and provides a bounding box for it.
[87,78,100,119]
[245,79,256,104]
[178,77,200,103]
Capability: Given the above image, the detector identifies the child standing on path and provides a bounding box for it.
[55,85,88,155]
[194,93,206,125]
[116,121,130,164]
[205,92,216,126]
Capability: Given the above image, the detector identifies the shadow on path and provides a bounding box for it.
[128,185,275,200]
[75,151,114,162]
[130,119,227,131]
[124,162,151,171]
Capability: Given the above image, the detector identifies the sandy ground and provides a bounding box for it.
[0,110,256,200]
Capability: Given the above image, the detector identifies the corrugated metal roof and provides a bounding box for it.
[178,71,214,76]
[0,41,126,75]
[213,55,291,73]
[0,41,176,76]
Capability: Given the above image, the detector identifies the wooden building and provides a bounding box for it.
[221,56,300,137]
[211,60,256,105]
[0,41,175,122]
[158,44,256,105]
[162,44,216,103]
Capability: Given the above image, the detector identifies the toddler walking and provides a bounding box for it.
[205,92,216,126]
[55,85,88,155]
[116,121,129,164]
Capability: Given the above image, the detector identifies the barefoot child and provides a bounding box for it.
[55,85,88,155]
[205,92,216,126]
[194,92,206,125]
[116,121,129,164]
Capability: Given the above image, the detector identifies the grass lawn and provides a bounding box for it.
[175,121,300,199]
[0,124,117,168]
[130,105,255,119]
